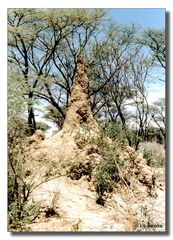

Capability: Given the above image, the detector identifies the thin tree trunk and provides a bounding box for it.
[27,92,36,135]
[28,106,36,135]
[116,105,132,146]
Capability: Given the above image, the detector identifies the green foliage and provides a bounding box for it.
[8,119,39,231]
[143,28,165,69]
[44,105,66,129]
[72,125,126,197]
[94,154,119,196]
[149,98,165,143]
[103,121,126,142]
[44,160,58,179]
[8,9,165,147]
[8,200,39,231]
[101,121,141,150]
[143,148,153,165]
[8,151,39,230]
[36,121,50,131]
[150,98,165,117]
[150,98,165,126]
[91,130,133,198]
[8,68,26,123]
[143,148,165,167]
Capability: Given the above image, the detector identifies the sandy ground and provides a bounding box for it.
[28,166,165,232]
[29,176,125,231]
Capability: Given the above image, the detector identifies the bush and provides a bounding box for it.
[8,119,39,231]
[143,149,153,166]
[8,200,39,231]
[91,130,132,201]
[101,121,142,150]
[94,154,119,196]
[102,121,126,144]
[143,148,165,167]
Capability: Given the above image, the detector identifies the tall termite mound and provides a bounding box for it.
[63,54,98,130]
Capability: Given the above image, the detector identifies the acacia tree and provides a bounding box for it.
[127,55,154,150]
[149,98,165,143]
[8,9,48,133]
[143,29,165,70]
[8,9,106,133]
[88,23,158,149]
[8,65,27,131]
[88,23,143,145]
[8,9,62,132]
[38,9,106,112]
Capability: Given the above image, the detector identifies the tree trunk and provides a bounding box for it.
[28,106,36,135]
[116,105,132,147]
[27,92,36,135]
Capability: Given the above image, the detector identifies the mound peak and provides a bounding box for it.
[63,54,98,130]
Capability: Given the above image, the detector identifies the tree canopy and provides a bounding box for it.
[8,8,165,148]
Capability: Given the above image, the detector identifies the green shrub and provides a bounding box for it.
[94,154,120,196]
[91,130,131,199]
[102,121,126,143]
[72,125,135,204]
[8,200,39,231]
[8,121,40,231]
[143,148,165,167]
[101,121,142,150]
[143,149,153,165]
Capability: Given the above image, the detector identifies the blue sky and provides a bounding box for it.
[108,8,165,103]
[108,8,165,29]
